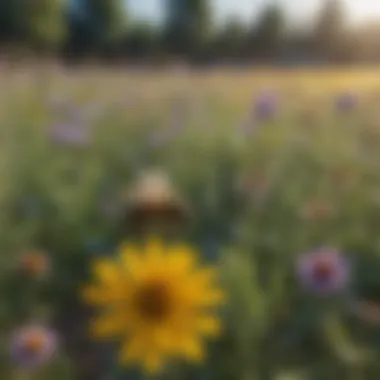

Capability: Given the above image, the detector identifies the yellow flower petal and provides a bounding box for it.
[198,289,226,306]
[118,242,138,256]
[151,327,177,351]
[181,281,225,307]
[90,313,128,338]
[119,336,147,364]
[144,354,164,374]
[120,335,165,374]
[145,237,164,262]
[196,316,222,336]
[82,285,107,305]
[92,259,121,284]
[179,336,205,363]
[193,268,218,285]
[120,247,144,278]
[82,281,132,305]
[83,239,223,373]
[167,246,198,274]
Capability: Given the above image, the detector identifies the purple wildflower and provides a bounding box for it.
[296,248,350,295]
[10,326,58,369]
[254,90,279,121]
[335,92,358,113]
[49,123,92,147]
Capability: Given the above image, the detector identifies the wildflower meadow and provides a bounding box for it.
[3,66,380,380]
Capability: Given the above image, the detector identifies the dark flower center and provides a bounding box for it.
[133,281,172,322]
[312,257,334,282]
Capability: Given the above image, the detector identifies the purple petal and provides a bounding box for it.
[49,123,92,147]
[296,248,350,295]
[10,326,58,369]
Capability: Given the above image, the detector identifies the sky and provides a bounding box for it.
[128,0,380,27]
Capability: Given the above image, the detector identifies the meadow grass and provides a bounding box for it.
[2,67,380,379]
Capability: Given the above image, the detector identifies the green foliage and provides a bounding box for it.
[2,0,67,52]
[27,0,67,51]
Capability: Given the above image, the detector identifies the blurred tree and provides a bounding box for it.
[312,0,347,62]
[162,0,211,60]
[123,23,160,61]
[66,0,127,59]
[0,2,20,45]
[22,0,67,54]
[281,27,318,65]
[249,4,286,60]
[344,24,380,63]
[213,17,248,61]
[0,0,66,68]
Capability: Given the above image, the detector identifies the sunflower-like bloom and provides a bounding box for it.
[82,239,225,374]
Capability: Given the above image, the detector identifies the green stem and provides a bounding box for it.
[347,365,364,380]
[13,369,32,380]
[322,310,370,380]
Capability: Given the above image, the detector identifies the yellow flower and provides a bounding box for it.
[82,238,225,374]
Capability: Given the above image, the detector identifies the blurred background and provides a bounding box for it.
[4,1,380,380]
[2,0,380,65]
